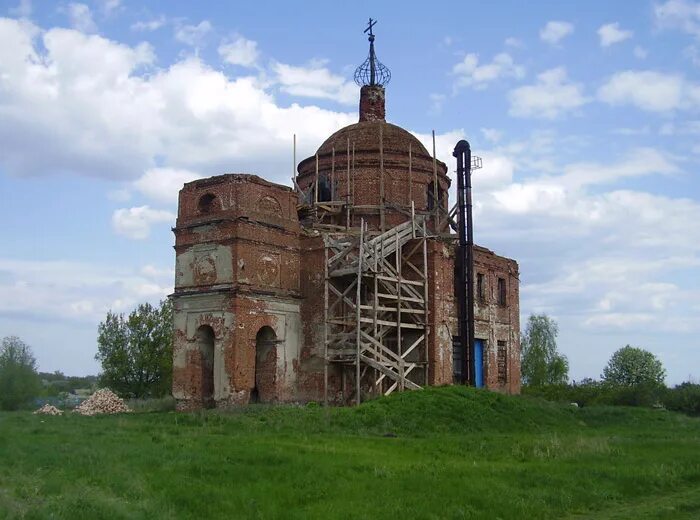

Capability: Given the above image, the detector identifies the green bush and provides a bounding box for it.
[662,383,700,416]
[0,336,41,410]
[523,379,665,408]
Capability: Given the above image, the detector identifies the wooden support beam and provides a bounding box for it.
[355,220,364,406]
[432,129,439,229]
[409,143,413,205]
[315,152,319,205]
[346,137,351,229]
[380,123,385,232]
[331,147,336,202]
[324,245,329,406]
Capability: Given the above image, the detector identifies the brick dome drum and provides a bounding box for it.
[296,85,449,230]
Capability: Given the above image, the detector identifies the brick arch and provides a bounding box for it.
[198,192,219,214]
[257,195,282,216]
[195,324,215,408]
[252,325,278,403]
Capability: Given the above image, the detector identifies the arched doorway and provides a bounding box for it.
[196,325,215,407]
[252,326,277,403]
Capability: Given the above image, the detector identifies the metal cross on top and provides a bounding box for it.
[364,18,376,38]
[354,17,390,87]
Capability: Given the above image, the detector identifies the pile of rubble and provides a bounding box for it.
[34,404,63,416]
[74,388,130,416]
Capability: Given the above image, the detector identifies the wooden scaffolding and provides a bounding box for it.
[323,214,430,405]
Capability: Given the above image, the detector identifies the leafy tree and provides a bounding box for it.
[602,345,666,387]
[96,299,173,398]
[521,314,569,386]
[0,336,41,410]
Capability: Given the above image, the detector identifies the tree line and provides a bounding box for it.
[0,300,173,410]
[520,313,697,415]
[1,303,698,414]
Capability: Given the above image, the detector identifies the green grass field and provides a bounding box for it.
[1,387,699,519]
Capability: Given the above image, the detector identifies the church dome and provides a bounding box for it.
[296,86,447,180]
[294,22,450,231]
[316,120,430,158]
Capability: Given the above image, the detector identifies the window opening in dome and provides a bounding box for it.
[427,182,443,211]
[316,175,332,202]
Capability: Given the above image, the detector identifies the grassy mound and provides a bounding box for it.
[325,385,583,435]
[154,385,584,437]
[128,385,697,438]
[1,387,699,518]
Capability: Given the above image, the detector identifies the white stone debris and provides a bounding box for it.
[34,404,63,416]
[74,388,130,416]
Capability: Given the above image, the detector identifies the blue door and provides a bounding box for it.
[474,339,484,388]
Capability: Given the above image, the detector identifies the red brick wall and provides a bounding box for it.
[295,122,449,232]
[426,240,457,385]
[473,246,521,394]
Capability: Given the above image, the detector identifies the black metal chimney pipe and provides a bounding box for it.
[453,140,475,386]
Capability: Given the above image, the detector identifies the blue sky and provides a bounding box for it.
[1,0,699,383]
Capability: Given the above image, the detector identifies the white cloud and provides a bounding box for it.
[112,206,175,239]
[272,60,356,104]
[218,35,259,67]
[0,258,172,323]
[659,120,700,135]
[452,52,524,90]
[490,151,679,221]
[474,152,515,191]
[100,0,120,14]
[558,147,677,188]
[504,37,522,48]
[131,15,167,32]
[598,22,633,47]
[480,128,503,143]
[654,0,700,38]
[133,167,201,204]
[0,18,355,184]
[508,67,588,118]
[612,125,650,135]
[686,44,700,66]
[107,188,131,202]
[141,264,174,278]
[66,3,96,33]
[0,257,175,373]
[525,254,700,334]
[428,93,446,115]
[9,0,31,17]
[598,70,700,112]
[634,45,648,59]
[474,140,700,368]
[175,20,211,47]
[540,21,574,45]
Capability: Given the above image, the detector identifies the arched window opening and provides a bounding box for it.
[252,326,278,403]
[196,325,215,408]
[198,193,218,214]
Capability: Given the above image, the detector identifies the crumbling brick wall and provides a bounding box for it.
[171,82,522,410]
[172,175,303,410]
[473,246,521,394]
[426,239,457,385]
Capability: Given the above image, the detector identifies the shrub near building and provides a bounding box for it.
[96,300,173,399]
[0,336,41,411]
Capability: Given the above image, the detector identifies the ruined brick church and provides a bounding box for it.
[171,25,520,410]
